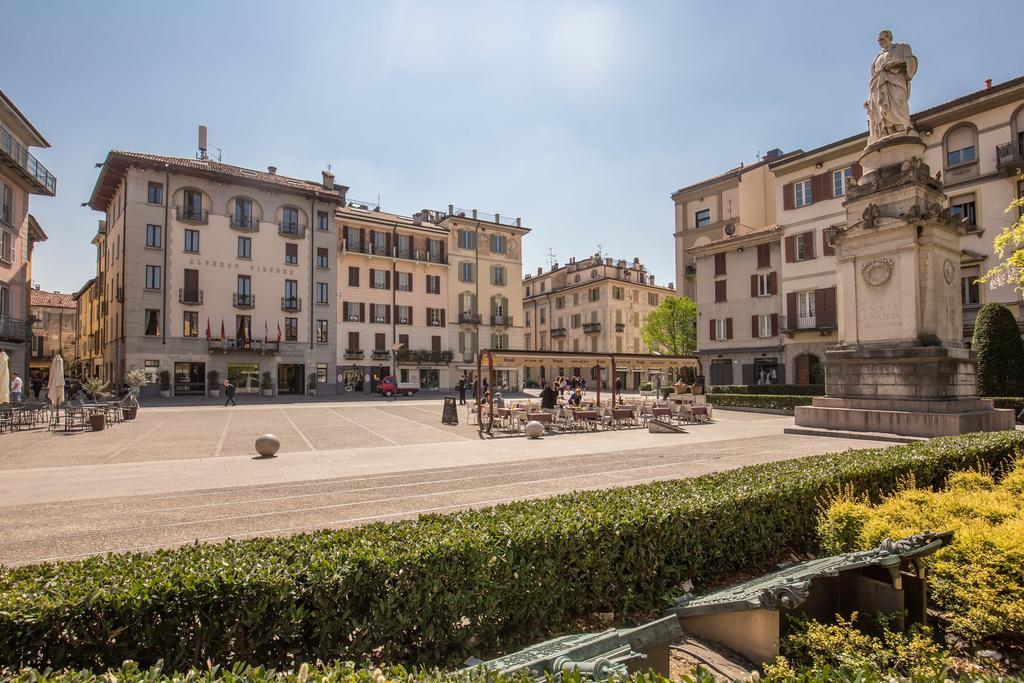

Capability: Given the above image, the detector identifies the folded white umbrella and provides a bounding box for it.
[48,355,65,407]
[0,351,9,404]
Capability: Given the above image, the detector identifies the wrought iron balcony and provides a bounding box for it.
[233,293,255,309]
[371,349,390,360]
[490,314,512,327]
[615,323,626,333]
[175,206,208,223]
[0,124,56,195]
[278,223,306,238]
[230,215,259,232]
[459,312,482,324]
[0,316,29,343]
[996,140,1024,177]
[780,315,836,334]
[281,296,302,312]
[684,264,697,276]
[208,338,280,354]
[583,322,602,334]
[337,238,448,264]
[550,327,567,338]
[343,349,364,360]
[178,288,203,305]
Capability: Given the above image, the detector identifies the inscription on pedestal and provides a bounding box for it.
[859,301,901,335]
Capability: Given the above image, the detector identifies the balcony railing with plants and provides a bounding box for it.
[396,349,454,365]
[233,293,255,309]
[278,223,306,238]
[490,314,512,327]
[550,327,567,338]
[583,322,602,333]
[281,296,302,312]
[175,206,208,223]
[458,312,482,324]
[343,349,364,360]
[615,323,626,332]
[230,215,259,232]
[371,349,390,361]
[178,288,203,305]
[0,316,29,343]
[0,124,56,195]
[780,315,836,333]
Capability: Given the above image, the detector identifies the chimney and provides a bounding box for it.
[322,170,334,190]
[197,125,208,160]
[267,166,277,175]
[985,78,992,90]
[668,282,675,290]
[649,275,655,285]
[537,266,543,276]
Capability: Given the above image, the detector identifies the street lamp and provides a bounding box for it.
[391,341,405,400]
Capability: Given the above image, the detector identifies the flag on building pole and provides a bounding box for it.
[205,318,211,341]
[221,319,226,341]
[277,322,282,343]
[264,321,269,344]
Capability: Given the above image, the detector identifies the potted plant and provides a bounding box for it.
[159,370,171,398]
[123,368,147,419]
[81,377,109,431]
[307,373,318,396]
[208,370,220,397]
[261,371,273,397]
[660,386,675,400]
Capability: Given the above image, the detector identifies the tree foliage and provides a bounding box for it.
[971,303,1024,396]
[640,295,696,356]
[979,178,1024,295]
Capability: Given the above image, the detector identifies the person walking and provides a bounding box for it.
[223,379,237,407]
[10,372,23,402]
[615,376,623,403]
[456,377,467,405]
[31,374,42,399]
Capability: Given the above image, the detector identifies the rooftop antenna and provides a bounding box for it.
[212,146,222,162]
[545,247,557,270]
[197,125,208,160]
[597,243,604,259]
[755,147,761,160]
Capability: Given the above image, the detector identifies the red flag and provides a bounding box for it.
[276,322,282,343]
[205,318,211,341]
[221,319,225,341]
[264,321,269,344]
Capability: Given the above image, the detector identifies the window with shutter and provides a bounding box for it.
[714,279,727,302]
[714,252,726,275]
[785,235,796,263]
[757,243,771,268]
[946,126,977,167]
[782,182,795,211]
[709,319,716,341]
[725,318,733,339]
[822,229,835,256]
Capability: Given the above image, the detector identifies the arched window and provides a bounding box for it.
[945,125,976,167]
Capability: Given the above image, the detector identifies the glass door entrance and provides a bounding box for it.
[277,363,305,394]
[173,362,205,395]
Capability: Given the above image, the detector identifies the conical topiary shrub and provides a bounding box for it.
[971,303,1024,396]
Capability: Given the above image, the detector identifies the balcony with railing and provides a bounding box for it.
[281,296,302,312]
[337,238,448,264]
[780,314,836,334]
[175,206,208,224]
[550,327,567,338]
[233,293,255,309]
[583,322,602,334]
[684,264,697,276]
[0,124,56,195]
[230,215,259,232]
[0,316,29,343]
[278,222,306,238]
[208,338,280,354]
[178,288,203,305]
[996,140,1024,177]
[343,349,365,360]
[490,314,512,327]
[371,349,390,361]
[615,323,626,333]
[458,312,482,325]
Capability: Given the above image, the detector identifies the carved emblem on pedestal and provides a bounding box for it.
[942,259,955,284]
[862,257,895,286]
[862,204,882,228]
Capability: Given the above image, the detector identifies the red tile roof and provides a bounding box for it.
[88,151,347,211]
[31,289,76,309]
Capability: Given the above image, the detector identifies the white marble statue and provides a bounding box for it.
[865,30,917,144]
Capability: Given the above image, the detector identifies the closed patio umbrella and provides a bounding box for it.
[48,355,65,407]
[0,351,9,404]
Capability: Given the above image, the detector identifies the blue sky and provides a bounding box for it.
[6,1,1021,294]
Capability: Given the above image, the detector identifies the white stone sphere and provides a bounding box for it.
[525,421,545,439]
[255,433,281,457]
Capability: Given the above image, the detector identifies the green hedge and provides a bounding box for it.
[707,393,815,411]
[989,396,1024,417]
[2,432,1022,672]
[709,384,824,396]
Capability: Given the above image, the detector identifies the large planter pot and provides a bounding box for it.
[121,407,137,421]
[89,413,106,431]
[159,389,171,398]
[691,384,704,395]
[307,388,317,397]
[209,389,221,398]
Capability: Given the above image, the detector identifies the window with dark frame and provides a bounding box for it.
[184,229,200,253]
[347,331,360,351]
[316,319,329,342]
[316,282,329,304]
[285,242,298,265]
[426,274,440,294]
[316,247,329,268]
[348,266,359,287]
[145,224,162,249]
[183,311,198,337]
[238,236,251,259]
[695,209,711,227]
[144,308,160,336]
[145,265,161,290]
[317,211,329,231]
[147,182,163,205]
[285,317,298,342]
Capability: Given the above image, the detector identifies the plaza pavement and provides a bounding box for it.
[0,396,884,566]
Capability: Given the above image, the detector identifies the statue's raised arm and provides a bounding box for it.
[866,30,917,144]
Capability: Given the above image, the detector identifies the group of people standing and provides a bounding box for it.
[539,375,587,409]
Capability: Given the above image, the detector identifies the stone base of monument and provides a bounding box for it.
[789,346,1016,440]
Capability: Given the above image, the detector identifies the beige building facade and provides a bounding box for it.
[87,151,346,397]
[677,75,1024,386]
[72,278,101,378]
[0,90,54,381]
[28,287,76,378]
[522,254,675,390]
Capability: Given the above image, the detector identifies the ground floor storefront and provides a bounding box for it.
[698,345,785,387]
[1,340,27,386]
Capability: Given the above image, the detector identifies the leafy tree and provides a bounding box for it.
[641,295,697,356]
[979,176,1024,294]
[971,303,1024,396]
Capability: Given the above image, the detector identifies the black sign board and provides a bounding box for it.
[442,396,459,425]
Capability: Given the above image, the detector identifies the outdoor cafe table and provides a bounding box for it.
[652,406,673,419]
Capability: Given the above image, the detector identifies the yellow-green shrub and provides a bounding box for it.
[817,457,1024,643]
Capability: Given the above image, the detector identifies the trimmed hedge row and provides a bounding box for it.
[709,384,824,396]
[707,393,815,411]
[990,396,1024,416]
[2,432,1022,672]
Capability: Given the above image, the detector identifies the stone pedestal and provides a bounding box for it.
[789,136,1015,441]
